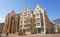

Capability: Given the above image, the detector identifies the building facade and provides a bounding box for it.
[33,4,53,34]
[2,10,19,33]
[19,7,34,34]
[2,4,54,34]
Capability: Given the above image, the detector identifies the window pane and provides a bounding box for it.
[26,20,31,23]
[24,24,31,27]
[24,14,26,16]
[36,18,40,21]
[20,25,22,27]
[36,13,39,16]
[40,13,43,16]
[37,23,40,26]
[24,20,26,23]
[21,21,23,23]
[41,22,44,26]
[28,14,30,16]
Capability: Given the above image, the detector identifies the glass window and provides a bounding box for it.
[28,14,30,16]
[36,18,40,22]
[26,20,31,23]
[20,25,22,27]
[24,20,26,23]
[28,11,29,13]
[41,22,44,26]
[35,24,36,27]
[36,13,39,16]
[37,23,40,24]
[38,28,40,33]
[37,18,40,20]
[28,20,31,22]
[40,13,43,16]
[24,24,31,27]
[41,18,43,22]
[24,25,26,27]
[27,29,31,32]
[37,23,40,26]
[21,21,23,23]
[24,14,26,16]
[41,28,44,32]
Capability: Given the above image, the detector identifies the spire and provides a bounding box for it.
[10,10,16,15]
[36,4,40,9]
[11,10,15,13]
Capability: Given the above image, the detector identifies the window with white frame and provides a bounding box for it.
[36,13,39,16]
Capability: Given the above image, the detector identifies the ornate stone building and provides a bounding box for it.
[33,4,53,34]
[2,4,54,34]
[19,7,34,34]
[2,10,19,33]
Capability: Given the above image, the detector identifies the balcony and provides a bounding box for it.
[26,22,31,24]
[24,24,31,29]
[35,26,41,28]
[35,23,41,28]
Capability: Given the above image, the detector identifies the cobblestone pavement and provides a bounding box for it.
[1,34,60,37]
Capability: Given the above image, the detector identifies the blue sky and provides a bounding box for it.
[0,0,60,23]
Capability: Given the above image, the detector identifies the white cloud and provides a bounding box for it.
[0,16,5,23]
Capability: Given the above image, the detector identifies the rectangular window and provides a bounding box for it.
[35,24,36,27]
[41,22,44,26]
[24,24,31,27]
[37,23,40,26]
[27,29,31,32]
[39,11,43,16]
[21,21,23,24]
[24,25,26,27]
[36,18,40,22]
[24,15,26,16]
[41,18,43,22]
[26,19,31,23]
[28,14,30,16]
[38,28,40,33]
[36,18,40,21]
[36,13,39,16]
[21,25,22,27]
[24,20,26,23]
